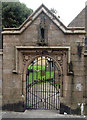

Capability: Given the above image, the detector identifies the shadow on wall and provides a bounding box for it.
[2,101,25,112]
[60,103,81,115]
[2,102,81,115]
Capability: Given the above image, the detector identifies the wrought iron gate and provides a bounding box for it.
[26,56,61,110]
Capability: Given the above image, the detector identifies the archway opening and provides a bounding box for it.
[26,56,61,110]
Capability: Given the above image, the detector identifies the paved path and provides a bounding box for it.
[0,110,87,119]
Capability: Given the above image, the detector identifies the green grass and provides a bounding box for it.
[28,65,45,71]
[27,71,53,84]
[27,65,54,84]
[27,65,60,89]
[26,104,33,108]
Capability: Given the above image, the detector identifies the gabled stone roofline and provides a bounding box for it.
[67,27,85,30]
[2,4,86,35]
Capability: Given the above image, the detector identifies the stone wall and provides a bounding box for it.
[0,50,2,110]
[2,7,86,114]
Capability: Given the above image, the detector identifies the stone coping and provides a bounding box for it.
[2,4,86,35]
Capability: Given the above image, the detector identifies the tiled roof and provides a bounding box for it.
[68,8,85,27]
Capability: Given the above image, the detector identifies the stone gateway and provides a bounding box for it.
[2,4,87,115]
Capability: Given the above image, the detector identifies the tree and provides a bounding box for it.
[50,8,57,14]
[2,2,33,28]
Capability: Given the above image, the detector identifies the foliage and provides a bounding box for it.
[27,71,53,84]
[27,65,60,89]
[28,65,45,71]
[27,65,53,83]
[26,104,33,108]
[50,8,57,14]
[2,2,33,28]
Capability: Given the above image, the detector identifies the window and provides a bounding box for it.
[37,14,48,46]
[41,28,45,40]
[85,38,87,45]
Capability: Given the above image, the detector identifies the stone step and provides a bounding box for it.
[1,110,87,119]
[1,118,87,120]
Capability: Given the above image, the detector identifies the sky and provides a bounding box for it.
[19,0,86,26]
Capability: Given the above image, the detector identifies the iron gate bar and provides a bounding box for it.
[34,63,35,109]
[32,63,33,108]
[28,87,59,107]
[56,66,59,109]
[47,58,49,109]
[46,57,47,109]
[58,69,60,109]
[52,61,53,109]
[28,100,57,110]
[45,57,46,109]
[26,70,28,108]
[29,90,58,93]
[54,62,55,107]
[28,78,54,88]
[36,58,38,109]
[43,58,44,109]
[49,58,51,109]
[58,90,60,109]
[28,70,29,108]
[41,56,42,104]
[32,95,57,110]
[26,56,61,110]
[28,65,30,108]
[29,91,42,102]
[29,90,59,108]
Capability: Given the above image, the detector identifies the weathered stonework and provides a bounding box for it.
[0,49,2,109]
[2,4,87,115]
